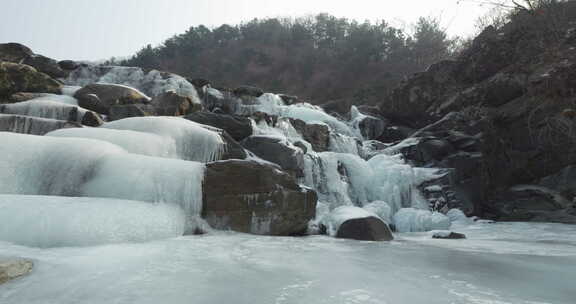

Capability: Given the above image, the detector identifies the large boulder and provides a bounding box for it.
[150,90,201,116]
[0,62,62,97]
[323,206,394,241]
[202,160,317,235]
[0,43,67,78]
[74,83,150,115]
[241,135,305,177]
[0,259,33,285]
[289,118,330,152]
[185,112,253,142]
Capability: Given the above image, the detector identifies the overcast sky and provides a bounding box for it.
[0,0,493,61]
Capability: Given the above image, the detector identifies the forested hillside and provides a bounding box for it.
[119,14,457,106]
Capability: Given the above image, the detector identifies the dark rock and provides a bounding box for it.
[189,78,210,88]
[432,232,466,239]
[58,60,79,71]
[0,43,67,79]
[336,217,394,241]
[279,94,299,105]
[242,135,305,177]
[202,160,317,235]
[218,130,248,160]
[9,92,50,103]
[0,62,62,97]
[74,83,150,115]
[233,85,264,98]
[108,104,153,121]
[80,111,104,127]
[150,90,201,116]
[377,125,413,143]
[184,112,252,142]
[289,118,330,152]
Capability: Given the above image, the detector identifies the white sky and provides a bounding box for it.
[0,0,494,61]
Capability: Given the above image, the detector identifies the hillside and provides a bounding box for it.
[119,14,457,106]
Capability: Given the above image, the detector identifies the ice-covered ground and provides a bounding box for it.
[1,221,575,304]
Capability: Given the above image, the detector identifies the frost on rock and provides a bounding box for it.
[103,117,226,162]
[64,65,202,105]
[0,195,185,248]
[393,208,451,232]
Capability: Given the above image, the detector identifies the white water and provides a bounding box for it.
[1,222,575,304]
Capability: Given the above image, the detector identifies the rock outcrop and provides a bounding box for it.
[0,62,62,98]
[185,112,252,142]
[202,160,317,235]
[0,42,67,78]
[381,3,576,223]
[74,83,150,114]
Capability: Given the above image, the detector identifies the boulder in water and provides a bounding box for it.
[289,118,330,152]
[0,259,33,285]
[324,206,394,241]
[74,83,150,115]
[202,160,317,236]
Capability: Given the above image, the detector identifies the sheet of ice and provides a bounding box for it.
[2,224,576,304]
[0,98,87,122]
[46,128,179,159]
[0,195,185,248]
[0,132,126,196]
[103,117,225,162]
[81,153,205,218]
[393,208,451,232]
[0,132,206,223]
[322,206,380,236]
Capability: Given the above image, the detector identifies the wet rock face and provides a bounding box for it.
[0,43,67,79]
[74,83,150,115]
[242,135,305,177]
[150,91,201,116]
[289,118,330,152]
[336,216,394,241]
[185,112,253,142]
[202,160,317,236]
[0,62,62,97]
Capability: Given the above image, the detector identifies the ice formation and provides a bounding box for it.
[0,132,206,234]
[0,195,185,247]
[0,96,87,123]
[0,114,76,135]
[65,65,201,104]
[393,208,451,232]
[102,117,226,162]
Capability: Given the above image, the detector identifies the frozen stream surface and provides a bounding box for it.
[1,222,576,304]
